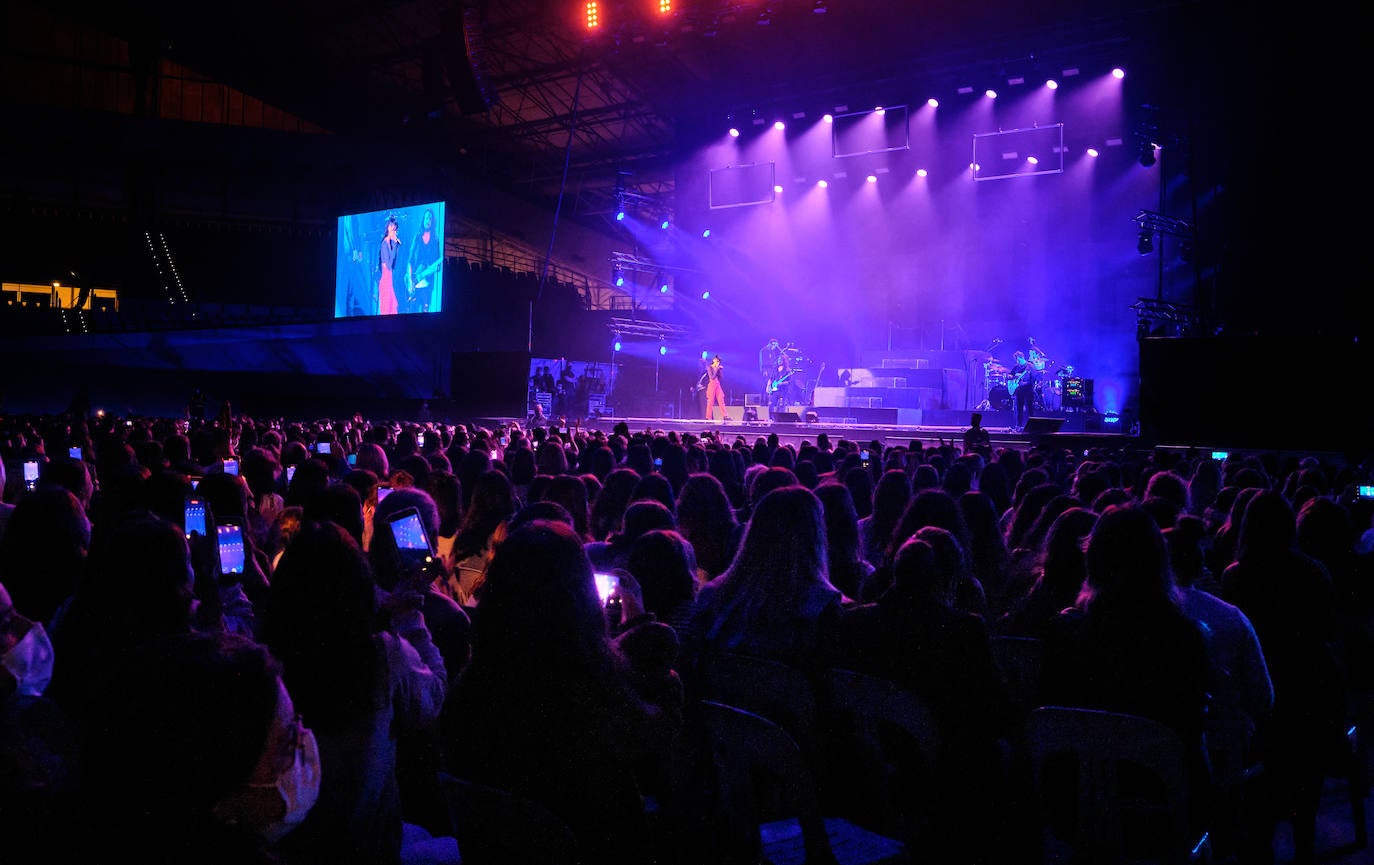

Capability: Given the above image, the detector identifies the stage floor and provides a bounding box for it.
[504,410,1137,453]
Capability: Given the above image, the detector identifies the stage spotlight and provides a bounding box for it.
[613,335,622,351]
[700,290,711,300]
[1112,67,1125,79]
[1137,231,1154,255]
[817,179,828,188]
[874,106,885,115]
[657,0,671,13]
[1139,142,1157,167]
[1046,79,1058,90]
[773,120,785,131]
[916,168,927,177]
[822,113,833,123]
[1027,156,1039,165]
[866,175,877,183]
[660,282,669,293]
[773,184,783,193]
[584,1,600,29]
[702,229,711,238]
[927,97,939,108]
[661,219,670,229]
[728,127,740,138]
[613,266,625,286]
[985,89,998,99]
[615,209,626,221]
[659,344,668,356]
[1086,147,1100,158]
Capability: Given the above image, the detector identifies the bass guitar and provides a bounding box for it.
[767,369,796,393]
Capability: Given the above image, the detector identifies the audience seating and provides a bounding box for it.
[823,667,942,847]
[1025,706,1213,865]
[692,651,826,760]
[695,699,906,865]
[435,772,577,865]
[989,635,1043,723]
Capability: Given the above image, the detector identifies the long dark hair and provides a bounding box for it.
[264,521,383,732]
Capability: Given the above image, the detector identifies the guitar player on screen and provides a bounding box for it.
[404,207,442,313]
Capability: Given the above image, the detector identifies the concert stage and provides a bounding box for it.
[528,409,1137,455]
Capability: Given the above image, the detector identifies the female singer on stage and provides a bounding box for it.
[377,215,401,315]
[697,355,727,421]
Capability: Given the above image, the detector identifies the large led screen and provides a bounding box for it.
[336,202,446,317]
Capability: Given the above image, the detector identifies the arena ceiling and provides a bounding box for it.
[80,0,1188,223]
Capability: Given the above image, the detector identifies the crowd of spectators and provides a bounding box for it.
[2,405,1372,863]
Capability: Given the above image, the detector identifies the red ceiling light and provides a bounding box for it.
[657,0,672,12]
[585,1,600,29]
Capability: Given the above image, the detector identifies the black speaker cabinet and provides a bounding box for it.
[773,411,800,423]
[1024,416,1065,437]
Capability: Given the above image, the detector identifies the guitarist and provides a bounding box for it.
[404,207,443,313]
[760,337,792,413]
[759,337,783,396]
[1008,350,1039,431]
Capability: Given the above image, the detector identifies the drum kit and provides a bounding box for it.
[977,338,1077,413]
[983,360,1014,410]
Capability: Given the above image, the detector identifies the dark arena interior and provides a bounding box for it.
[1,3,1371,864]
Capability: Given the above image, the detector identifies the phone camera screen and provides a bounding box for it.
[184,499,207,536]
[216,525,245,575]
[594,572,620,604]
[389,514,429,552]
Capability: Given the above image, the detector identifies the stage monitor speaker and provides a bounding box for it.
[773,411,800,423]
[450,351,528,419]
[1024,416,1066,437]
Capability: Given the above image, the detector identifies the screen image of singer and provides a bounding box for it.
[335,201,447,318]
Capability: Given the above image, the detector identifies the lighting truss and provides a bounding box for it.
[1130,297,1199,336]
[607,316,691,340]
[609,251,694,275]
[1132,210,1191,239]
